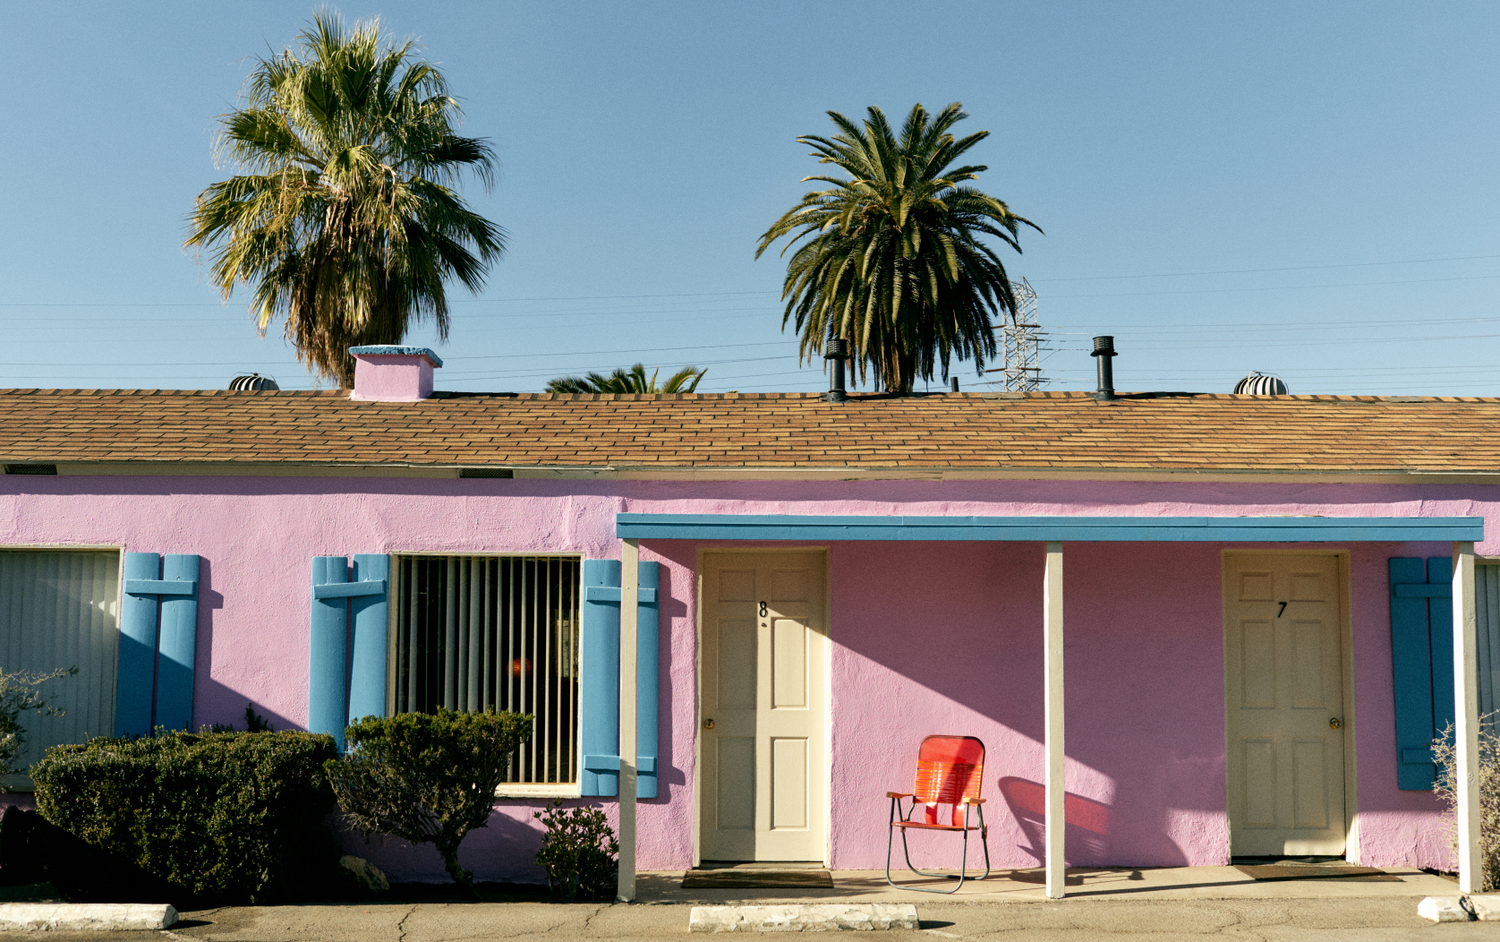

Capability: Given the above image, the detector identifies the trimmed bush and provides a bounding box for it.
[31,730,338,903]
[326,708,532,894]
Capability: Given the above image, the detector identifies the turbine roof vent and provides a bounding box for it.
[1234,372,1288,395]
[228,373,280,391]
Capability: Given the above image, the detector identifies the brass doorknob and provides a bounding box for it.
[703,718,715,730]
[1330,717,1342,730]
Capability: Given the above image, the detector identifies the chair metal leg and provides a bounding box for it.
[886,801,992,895]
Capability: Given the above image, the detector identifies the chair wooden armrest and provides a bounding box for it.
[960,797,986,805]
[887,792,914,799]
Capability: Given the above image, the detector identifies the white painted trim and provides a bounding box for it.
[1336,551,1360,865]
[693,548,705,871]
[618,538,639,902]
[493,783,582,799]
[1043,541,1065,899]
[1453,542,1481,894]
[47,461,1500,487]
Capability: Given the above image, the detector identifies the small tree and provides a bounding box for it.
[1433,717,1500,890]
[0,667,76,783]
[325,709,532,894]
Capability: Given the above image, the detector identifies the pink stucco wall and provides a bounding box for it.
[0,476,1484,879]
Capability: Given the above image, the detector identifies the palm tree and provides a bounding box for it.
[756,103,1040,395]
[546,364,706,394]
[186,13,505,387]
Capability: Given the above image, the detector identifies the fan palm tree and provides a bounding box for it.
[186,13,505,387]
[756,103,1040,395]
[546,364,706,394]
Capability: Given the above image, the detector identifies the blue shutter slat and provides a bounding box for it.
[637,561,660,799]
[1390,556,1461,790]
[348,554,390,724]
[579,560,621,797]
[1427,556,1457,739]
[1391,557,1436,789]
[115,553,161,737]
[153,554,199,732]
[310,556,350,750]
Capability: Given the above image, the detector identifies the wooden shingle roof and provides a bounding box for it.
[1,388,1497,479]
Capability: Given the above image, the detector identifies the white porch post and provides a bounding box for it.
[1453,541,1481,894]
[618,538,640,902]
[1044,541,1066,899]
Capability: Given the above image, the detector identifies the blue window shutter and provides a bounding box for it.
[115,553,161,737]
[310,556,350,750]
[1390,557,1456,789]
[153,554,200,732]
[636,561,660,798]
[347,554,390,724]
[578,559,661,799]
[579,560,621,796]
[1427,557,1456,739]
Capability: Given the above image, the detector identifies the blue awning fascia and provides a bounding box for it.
[615,514,1485,543]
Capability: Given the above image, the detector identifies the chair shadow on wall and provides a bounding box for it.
[996,776,1113,874]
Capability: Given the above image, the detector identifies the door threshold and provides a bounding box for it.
[696,860,827,871]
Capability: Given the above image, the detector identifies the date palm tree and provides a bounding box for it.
[186,13,505,387]
[756,103,1040,394]
[546,364,706,394]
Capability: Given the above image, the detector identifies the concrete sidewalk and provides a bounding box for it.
[635,863,1463,904]
[23,867,1491,941]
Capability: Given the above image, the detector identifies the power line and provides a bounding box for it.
[1031,252,1500,283]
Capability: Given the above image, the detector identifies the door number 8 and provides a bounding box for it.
[758,601,768,617]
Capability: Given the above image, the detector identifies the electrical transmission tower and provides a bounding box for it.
[997,278,1044,391]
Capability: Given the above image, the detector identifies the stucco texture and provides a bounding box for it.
[0,476,1482,879]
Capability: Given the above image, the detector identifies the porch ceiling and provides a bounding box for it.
[615,513,1484,542]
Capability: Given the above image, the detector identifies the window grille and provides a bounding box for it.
[0,550,120,773]
[392,555,581,784]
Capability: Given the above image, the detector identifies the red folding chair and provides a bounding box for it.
[885,735,990,893]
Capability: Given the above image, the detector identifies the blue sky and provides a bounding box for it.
[1,1,1496,395]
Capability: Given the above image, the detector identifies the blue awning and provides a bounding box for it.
[616,513,1484,543]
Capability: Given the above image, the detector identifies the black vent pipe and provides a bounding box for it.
[823,338,849,402]
[1091,335,1117,401]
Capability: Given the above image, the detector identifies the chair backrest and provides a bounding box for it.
[912,735,985,825]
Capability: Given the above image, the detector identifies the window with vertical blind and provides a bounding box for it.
[0,550,120,778]
[391,555,581,785]
[1474,563,1500,721]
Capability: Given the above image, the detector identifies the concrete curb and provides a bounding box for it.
[1418,895,1500,923]
[689,904,919,932]
[0,903,178,931]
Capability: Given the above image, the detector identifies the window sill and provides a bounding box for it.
[495,783,581,800]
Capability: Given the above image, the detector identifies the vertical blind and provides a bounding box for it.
[393,555,581,784]
[0,550,119,769]
[1475,564,1500,720]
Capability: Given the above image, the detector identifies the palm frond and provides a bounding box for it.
[756,102,1039,393]
[187,11,505,387]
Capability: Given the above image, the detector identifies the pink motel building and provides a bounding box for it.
[0,345,1495,896]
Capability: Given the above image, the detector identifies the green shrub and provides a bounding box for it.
[326,708,532,895]
[534,800,618,902]
[31,730,338,903]
[1434,717,1500,891]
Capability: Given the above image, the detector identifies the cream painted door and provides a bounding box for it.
[701,550,827,861]
[1224,554,1347,856]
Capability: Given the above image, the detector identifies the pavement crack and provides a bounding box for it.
[396,903,418,942]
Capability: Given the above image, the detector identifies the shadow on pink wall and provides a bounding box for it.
[996,776,1114,866]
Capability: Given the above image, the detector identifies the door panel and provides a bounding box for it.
[701,550,827,861]
[1225,554,1347,856]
